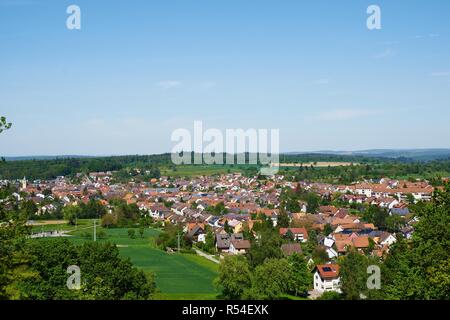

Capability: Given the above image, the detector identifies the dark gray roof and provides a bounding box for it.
[281,243,303,256]
[216,233,230,249]
[390,207,410,216]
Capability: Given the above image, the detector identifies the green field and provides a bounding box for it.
[160,164,248,177]
[33,221,219,299]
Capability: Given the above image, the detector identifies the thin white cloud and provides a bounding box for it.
[315,108,380,121]
[373,48,396,59]
[430,71,450,77]
[156,80,182,89]
[410,34,440,39]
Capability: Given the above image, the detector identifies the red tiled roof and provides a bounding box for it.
[279,228,309,239]
[316,264,340,279]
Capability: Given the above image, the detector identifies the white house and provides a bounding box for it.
[326,247,339,259]
[354,184,373,197]
[313,264,341,293]
[197,234,206,243]
[171,204,187,216]
[229,239,251,255]
[323,236,335,248]
[380,233,397,246]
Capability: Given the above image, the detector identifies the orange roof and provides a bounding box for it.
[331,218,354,226]
[316,264,340,279]
[187,222,205,233]
[335,239,352,252]
[279,228,309,239]
[352,236,369,248]
[333,233,350,241]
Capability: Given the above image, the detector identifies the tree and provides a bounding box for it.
[318,291,342,300]
[288,253,312,296]
[101,213,117,228]
[62,205,80,226]
[245,258,293,299]
[284,229,295,242]
[224,220,232,234]
[79,199,107,219]
[207,202,228,216]
[277,210,290,228]
[380,183,450,299]
[305,192,320,213]
[0,221,33,299]
[128,229,136,239]
[312,245,329,264]
[338,248,370,300]
[215,256,252,299]
[17,239,157,300]
[203,230,215,254]
[0,116,12,134]
[247,229,283,268]
[363,205,388,230]
[385,214,405,233]
[406,193,415,204]
[20,200,38,220]
[138,227,145,238]
[323,223,333,236]
[115,202,139,226]
[373,208,388,230]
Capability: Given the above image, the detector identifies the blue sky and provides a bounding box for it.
[0,0,449,156]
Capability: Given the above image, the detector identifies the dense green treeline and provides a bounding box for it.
[1,152,450,181]
[0,154,172,180]
[281,159,450,184]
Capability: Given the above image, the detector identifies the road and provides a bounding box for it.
[194,249,220,264]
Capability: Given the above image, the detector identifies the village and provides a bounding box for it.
[1,169,439,297]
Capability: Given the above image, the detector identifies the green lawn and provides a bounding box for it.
[160,164,245,177]
[30,219,93,233]
[61,224,219,299]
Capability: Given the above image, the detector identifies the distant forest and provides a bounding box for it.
[0,152,450,183]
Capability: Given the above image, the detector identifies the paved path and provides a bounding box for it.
[308,289,323,300]
[194,249,220,264]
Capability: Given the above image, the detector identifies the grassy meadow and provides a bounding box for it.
[30,220,219,299]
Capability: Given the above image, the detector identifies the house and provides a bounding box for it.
[352,235,370,249]
[215,233,231,252]
[334,234,370,254]
[148,203,167,219]
[325,247,338,259]
[313,264,341,293]
[186,223,205,242]
[323,236,335,248]
[279,227,309,242]
[353,184,373,197]
[318,205,338,216]
[389,206,410,216]
[281,243,303,257]
[374,231,396,246]
[400,226,414,239]
[229,239,251,255]
[171,203,188,216]
[197,234,206,243]
[334,208,350,219]
[227,219,243,233]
